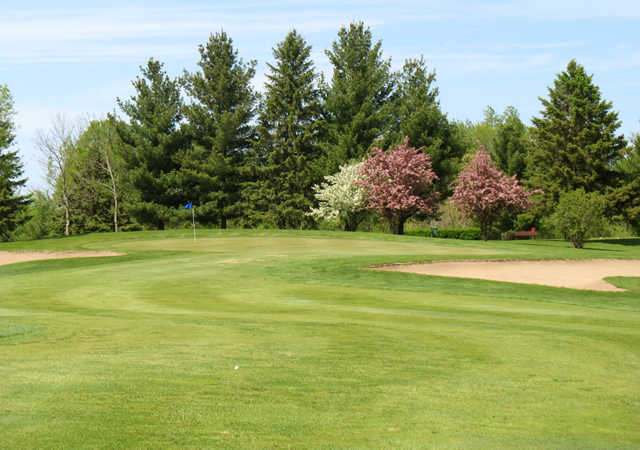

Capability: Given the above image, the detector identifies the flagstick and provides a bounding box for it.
[192,205,196,241]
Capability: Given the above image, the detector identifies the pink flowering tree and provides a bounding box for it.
[358,138,438,235]
[450,143,541,241]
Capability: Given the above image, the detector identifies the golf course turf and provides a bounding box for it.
[1,230,639,448]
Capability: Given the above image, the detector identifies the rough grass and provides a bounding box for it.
[1,230,639,448]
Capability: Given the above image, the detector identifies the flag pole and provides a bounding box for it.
[192,204,196,241]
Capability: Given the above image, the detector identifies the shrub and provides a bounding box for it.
[502,231,515,240]
[550,189,606,248]
[407,227,482,240]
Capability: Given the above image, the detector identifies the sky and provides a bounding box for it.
[2,0,639,190]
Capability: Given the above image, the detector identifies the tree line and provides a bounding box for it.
[1,22,639,241]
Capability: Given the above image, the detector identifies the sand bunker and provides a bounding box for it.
[0,251,124,267]
[374,259,640,292]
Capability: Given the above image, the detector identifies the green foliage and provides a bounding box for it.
[384,57,466,197]
[491,106,529,178]
[246,30,323,229]
[607,133,640,233]
[322,22,395,172]
[10,190,60,240]
[550,189,606,248]
[181,31,257,229]
[457,106,502,159]
[36,115,84,236]
[65,119,138,234]
[528,60,626,216]
[117,59,185,229]
[458,106,529,179]
[0,84,31,240]
[407,226,482,240]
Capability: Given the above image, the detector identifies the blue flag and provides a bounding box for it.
[184,202,193,210]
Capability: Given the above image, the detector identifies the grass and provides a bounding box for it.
[1,229,639,448]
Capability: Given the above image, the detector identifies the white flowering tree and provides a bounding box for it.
[308,162,368,231]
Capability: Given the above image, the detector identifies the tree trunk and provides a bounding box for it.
[113,192,119,233]
[221,215,227,229]
[480,218,490,241]
[343,215,357,232]
[391,217,406,235]
[63,193,70,236]
[103,149,119,233]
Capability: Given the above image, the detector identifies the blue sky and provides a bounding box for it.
[2,0,639,190]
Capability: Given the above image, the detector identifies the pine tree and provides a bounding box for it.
[181,31,257,229]
[386,57,465,198]
[323,22,395,172]
[116,59,185,229]
[250,30,323,229]
[607,133,640,232]
[0,85,31,240]
[528,60,626,214]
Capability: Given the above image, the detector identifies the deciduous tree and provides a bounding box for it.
[451,144,540,241]
[36,114,82,236]
[308,161,368,231]
[358,138,438,235]
[72,119,126,233]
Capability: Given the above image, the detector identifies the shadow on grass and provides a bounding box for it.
[513,240,622,251]
[595,238,640,246]
[577,247,622,252]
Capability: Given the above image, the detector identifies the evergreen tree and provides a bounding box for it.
[607,133,640,232]
[528,60,626,215]
[323,22,395,172]
[386,57,465,198]
[181,31,257,228]
[0,85,31,240]
[491,106,529,179]
[116,58,184,230]
[249,30,323,228]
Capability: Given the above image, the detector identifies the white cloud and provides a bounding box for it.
[0,6,384,65]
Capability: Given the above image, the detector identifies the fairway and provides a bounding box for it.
[1,230,639,448]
